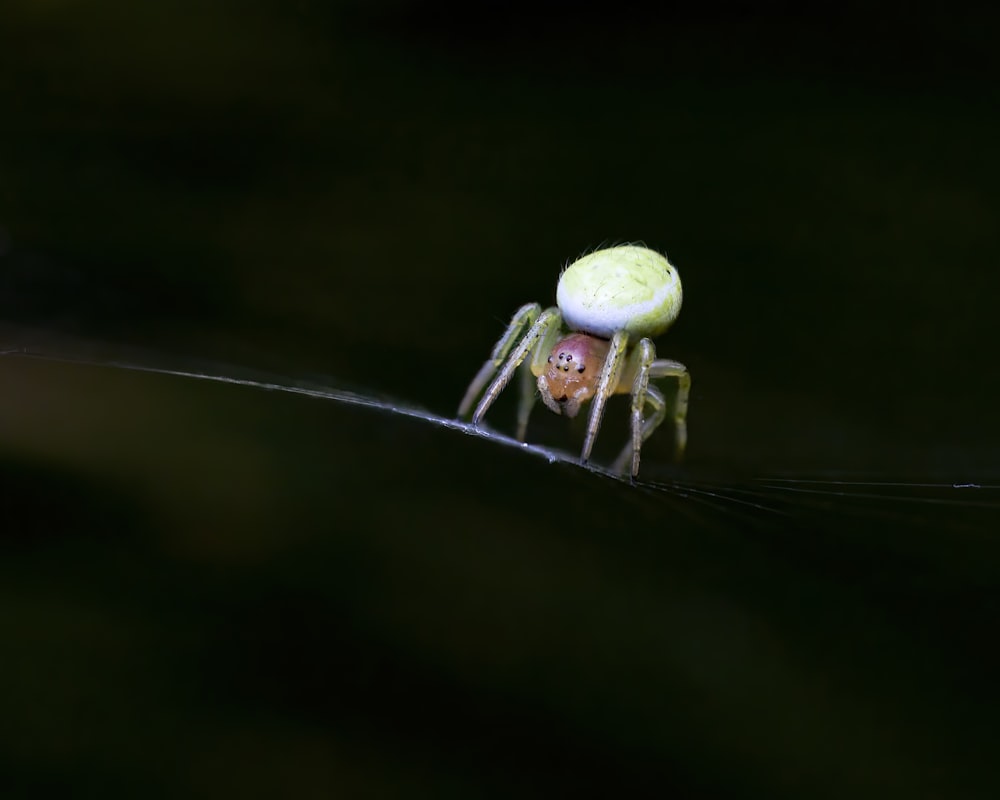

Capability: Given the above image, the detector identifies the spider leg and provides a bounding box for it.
[625,338,657,477]
[649,357,690,461]
[469,306,563,426]
[611,349,690,475]
[459,303,540,418]
[580,329,628,464]
[611,384,666,477]
[516,357,536,441]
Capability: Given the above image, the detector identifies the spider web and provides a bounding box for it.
[3,334,999,537]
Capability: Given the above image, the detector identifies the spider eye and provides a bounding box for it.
[577,365,585,373]
[547,356,552,363]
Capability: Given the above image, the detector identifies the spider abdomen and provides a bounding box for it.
[556,245,682,339]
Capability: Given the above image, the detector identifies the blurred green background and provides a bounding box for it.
[3,2,1000,797]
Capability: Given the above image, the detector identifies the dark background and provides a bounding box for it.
[3,2,1000,797]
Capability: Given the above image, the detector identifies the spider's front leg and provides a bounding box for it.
[458,303,539,418]
[613,341,690,476]
[580,330,629,465]
[459,304,563,436]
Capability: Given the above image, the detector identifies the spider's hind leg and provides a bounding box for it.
[653,357,691,463]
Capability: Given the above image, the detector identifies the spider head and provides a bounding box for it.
[538,332,610,418]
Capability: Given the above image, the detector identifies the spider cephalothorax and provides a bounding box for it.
[458,245,690,477]
[538,332,609,418]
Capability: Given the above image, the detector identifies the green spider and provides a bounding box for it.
[459,245,691,477]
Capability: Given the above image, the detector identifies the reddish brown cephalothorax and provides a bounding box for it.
[538,332,611,418]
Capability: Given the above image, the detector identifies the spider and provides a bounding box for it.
[458,245,691,477]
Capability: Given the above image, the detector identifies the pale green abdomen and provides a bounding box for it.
[556,245,682,340]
